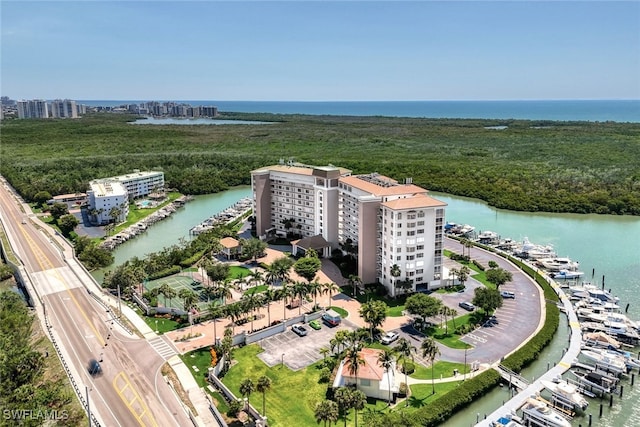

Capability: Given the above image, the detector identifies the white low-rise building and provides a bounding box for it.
[87,180,129,225]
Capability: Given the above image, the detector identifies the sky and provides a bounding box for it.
[1,1,639,101]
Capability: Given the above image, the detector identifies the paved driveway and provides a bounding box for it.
[257,319,358,371]
[385,237,543,368]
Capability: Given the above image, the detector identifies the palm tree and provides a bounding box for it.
[458,266,471,288]
[344,346,365,388]
[256,375,271,417]
[263,287,277,326]
[377,349,395,404]
[241,293,260,332]
[239,378,254,409]
[158,283,175,310]
[323,282,340,308]
[292,281,309,315]
[207,302,223,344]
[449,308,459,332]
[308,280,322,309]
[314,400,339,427]
[279,282,292,320]
[390,264,401,295]
[395,337,415,402]
[319,347,331,360]
[216,280,233,303]
[178,288,198,313]
[440,306,451,335]
[421,337,441,395]
[225,303,242,334]
[248,269,264,288]
[334,387,353,427]
[351,390,366,427]
[347,274,362,297]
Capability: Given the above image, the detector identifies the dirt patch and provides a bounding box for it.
[161,363,199,416]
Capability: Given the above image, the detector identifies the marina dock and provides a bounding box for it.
[189,197,252,235]
[475,263,584,426]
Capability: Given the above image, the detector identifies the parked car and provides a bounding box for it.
[458,301,476,311]
[500,291,516,299]
[309,320,321,330]
[381,332,399,345]
[291,324,308,337]
[322,309,342,326]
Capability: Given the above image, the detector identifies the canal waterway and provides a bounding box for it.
[94,187,640,426]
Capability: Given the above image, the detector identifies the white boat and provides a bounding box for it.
[517,237,557,260]
[551,269,584,280]
[583,331,621,349]
[538,257,580,272]
[585,347,640,370]
[540,378,589,411]
[580,349,628,374]
[520,397,571,427]
[569,283,619,304]
[491,412,525,427]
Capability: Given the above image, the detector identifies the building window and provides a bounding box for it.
[418,211,425,218]
[407,231,415,236]
[397,256,402,261]
[416,269,423,274]
[417,229,424,234]
[396,231,402,237]
[417,245,424,250]
[406,255,415,260]
[417,253,424,258]
[418,220,425,226]
[396,213,402,220]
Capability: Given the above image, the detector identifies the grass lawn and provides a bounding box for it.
[244,285,268,295]
[425,315,474,349]
[410,361,468,380]
[404,381,463,411]
[228,265,252,279]
[181,347,216,388]
[353,293,407,318]
[222,345,327,427]
[143,315,183,334]
[329,306,348,318]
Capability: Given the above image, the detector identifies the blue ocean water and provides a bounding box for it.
[78,99,640,123]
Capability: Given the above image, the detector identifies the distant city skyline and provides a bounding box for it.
[2,1,639,101]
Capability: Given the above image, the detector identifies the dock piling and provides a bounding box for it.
[599,403,603,417]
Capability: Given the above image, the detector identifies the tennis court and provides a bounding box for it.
[144,274,211,312]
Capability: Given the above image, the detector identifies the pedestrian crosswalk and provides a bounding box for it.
[148,336,178,360]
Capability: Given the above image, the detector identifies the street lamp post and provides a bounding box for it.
[281,353,285,367]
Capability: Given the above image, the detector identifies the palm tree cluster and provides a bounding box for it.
[239,375,272,418]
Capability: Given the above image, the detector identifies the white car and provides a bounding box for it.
[381,332,399,345]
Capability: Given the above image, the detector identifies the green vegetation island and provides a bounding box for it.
[1,113,639,216]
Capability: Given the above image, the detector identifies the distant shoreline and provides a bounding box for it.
[77,99,640,123]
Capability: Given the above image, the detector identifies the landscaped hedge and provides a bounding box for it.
[148,265,181,280]
[413,369,501,426]
[179,250,206,268]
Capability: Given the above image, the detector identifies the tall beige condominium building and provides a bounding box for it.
[338,174,446,296]
[251,164,446,296]
[251,163,352,256]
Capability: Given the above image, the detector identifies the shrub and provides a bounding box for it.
[398,382,409,397]
[227,399,241,417]
[472,260,485,271]
[319,367,332,383]
[148,265,181,280]
[400,360,415,375]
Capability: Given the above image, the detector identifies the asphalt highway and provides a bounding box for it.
[0,180,192,427]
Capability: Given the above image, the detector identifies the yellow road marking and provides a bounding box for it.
[113,372,158,427]
[19,225,106,346]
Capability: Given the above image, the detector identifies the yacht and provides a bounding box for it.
[540,378,589,411]
[520,397,571,427]
[580,349,628,374]
[583,331,621,349]
[491,412,525,427]
[570,370,617,394]
[584,347,640,370]
[517,237,557,260]
[550,269,584,280]
[538,257,580,272]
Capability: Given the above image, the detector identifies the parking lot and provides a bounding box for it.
[257,319,358,370]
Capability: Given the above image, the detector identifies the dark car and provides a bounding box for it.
[458,301,476,311]
[292,324,308,337]
[88,359,102,376]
